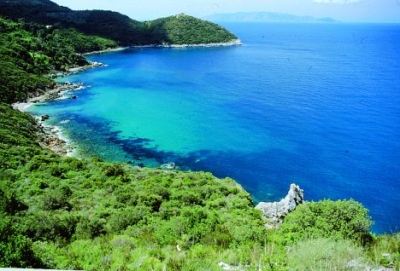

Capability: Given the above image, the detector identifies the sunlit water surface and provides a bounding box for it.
[29,23,400,233]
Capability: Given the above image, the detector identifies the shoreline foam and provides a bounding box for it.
[37,119,77,157]
[12,82,88,157]
[12,82,86,111]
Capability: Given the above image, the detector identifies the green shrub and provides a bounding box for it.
[201,225,233,248]
[103,164,125,177]
[0,215,41,268]
[75,217,107,239]
[0,188,28,214]
[279,199,373,245]
[42,186,72,211]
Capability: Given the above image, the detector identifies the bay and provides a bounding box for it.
[28,23,400,233]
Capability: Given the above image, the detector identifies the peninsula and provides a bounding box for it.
[0,0,239,46]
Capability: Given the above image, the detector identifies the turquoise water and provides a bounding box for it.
[29,23,400,233]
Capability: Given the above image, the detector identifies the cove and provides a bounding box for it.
[28,23,400,233]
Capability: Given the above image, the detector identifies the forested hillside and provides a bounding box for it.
[0,0,238,46]
[0,0,238,103]
[0,17,116,103]
[146,14,237,45]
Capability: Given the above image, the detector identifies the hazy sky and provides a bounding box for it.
[52,0,400,23]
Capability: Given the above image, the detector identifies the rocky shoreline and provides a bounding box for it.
[49,61,106,78]
[11,62,107,156]
[12,81,86,110]
[164,39,242,48]
[36,120,76,156]
[83,40,242,56]
[131,39,242,49]
[11,40,240,158]
[12,81,83,156]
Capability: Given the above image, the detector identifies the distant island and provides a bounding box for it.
[204,12,338,23]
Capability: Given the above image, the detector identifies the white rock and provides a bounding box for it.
[255,183,304,228]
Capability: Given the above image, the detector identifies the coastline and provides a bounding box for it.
[49,61,106,78]
[36,119,77,157]
[165,39,242,48]
[12,75,95,157]
[12,81,84,156]
[82,46,128,56]
[85,40,242,56]
[13,60,105,112]
[131,39,242,49]
[12,82,86,111]
[11,40,241,158]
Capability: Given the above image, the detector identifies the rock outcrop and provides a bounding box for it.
[36,121,75,156]
[255,183,304,228]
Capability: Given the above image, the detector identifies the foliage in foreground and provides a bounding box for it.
[286,238,370,271]
[0,103,268,269]
[369,233,400,270]
[1,103,399,270]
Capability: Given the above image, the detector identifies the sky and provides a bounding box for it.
[52,0,400,23]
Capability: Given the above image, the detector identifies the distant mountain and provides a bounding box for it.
[204,12,338,23]
[0,0,237,46]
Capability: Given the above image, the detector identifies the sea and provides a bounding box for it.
[27,23,400,234]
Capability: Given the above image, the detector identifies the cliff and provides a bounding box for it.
[256,183,304,228]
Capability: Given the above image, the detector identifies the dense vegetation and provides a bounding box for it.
[0,17,116,104]
[1,102,399,270]
[0,5,398,270]
[0,0,238,46]
[146,14,237,45]
[0,104,266,269]
[0,0,238,103]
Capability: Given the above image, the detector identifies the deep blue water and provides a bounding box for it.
[29,23,400,233]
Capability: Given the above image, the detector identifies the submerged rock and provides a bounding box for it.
[255,183,304,229]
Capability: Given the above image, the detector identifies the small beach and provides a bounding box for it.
[12,76,91,157]
[12,82,83,111]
